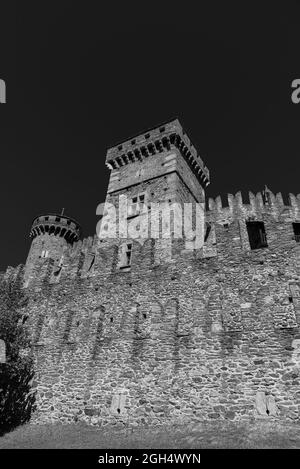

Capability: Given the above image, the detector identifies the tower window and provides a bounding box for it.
[246,221,268,250]
[55,217,61,222]
[293,223,300,242]
[128,193,146,216]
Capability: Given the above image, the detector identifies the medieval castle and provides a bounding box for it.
[2,118,300,426]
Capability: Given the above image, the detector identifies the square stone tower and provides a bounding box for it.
[101,119,210,258]
[105,119,209,208]
[97,119,210,266]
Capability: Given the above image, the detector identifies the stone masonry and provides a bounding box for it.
[2,119,300,426]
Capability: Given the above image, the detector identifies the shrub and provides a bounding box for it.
[0,274,36,436]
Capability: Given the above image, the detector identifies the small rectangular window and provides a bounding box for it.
[125,243,132,265]
[293,223,300,243]
[246,221,268,250]
[128,193,146,216]
[119,243,132,269]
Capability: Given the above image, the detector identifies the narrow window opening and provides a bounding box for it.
[246,221,268,250]
[110,317,113,323]
[289,296,293,303]
[293,223,300,243]
[143,313,147,319]
[88,254,95,271]
[126,243,132,265]
[119,243,133,268]
[117,408,120,414]
[204,223,212,242]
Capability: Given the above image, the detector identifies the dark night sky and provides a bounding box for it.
[0,1,300,270]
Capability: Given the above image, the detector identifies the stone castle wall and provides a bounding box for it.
[4,188,300,426]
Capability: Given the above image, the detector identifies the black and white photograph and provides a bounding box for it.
[1,0,300,460]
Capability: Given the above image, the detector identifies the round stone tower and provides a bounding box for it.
[24,213,81,282]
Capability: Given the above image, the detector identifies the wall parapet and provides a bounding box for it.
[207,189,300,223]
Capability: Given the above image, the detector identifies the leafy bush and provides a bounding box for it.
[0,275,36,436]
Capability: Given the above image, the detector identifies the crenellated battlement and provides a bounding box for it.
[30,213,81,243]
[207,189,300,223]
[20,187,300,290]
